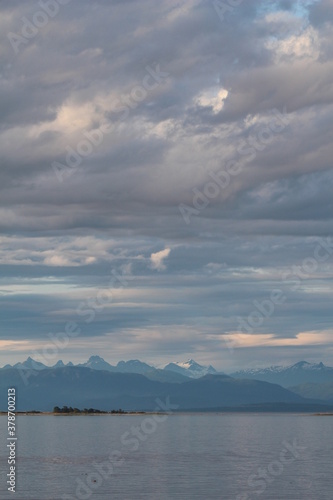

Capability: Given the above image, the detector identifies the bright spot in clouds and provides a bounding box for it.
[194,88,228,113]
[150,248,171,271]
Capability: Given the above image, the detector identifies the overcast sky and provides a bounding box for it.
[1,0,333,371]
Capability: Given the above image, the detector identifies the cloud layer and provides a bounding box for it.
[1,0,333,370]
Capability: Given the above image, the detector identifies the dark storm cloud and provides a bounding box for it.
[1,0,333,368]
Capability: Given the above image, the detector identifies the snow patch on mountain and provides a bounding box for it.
[163,359,218,378]
[235,361,333,376]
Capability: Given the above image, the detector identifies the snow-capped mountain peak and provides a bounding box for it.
[231,361,333,388]
[174,359,200,369]
[163,359,217,378]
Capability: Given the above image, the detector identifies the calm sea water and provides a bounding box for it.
[0,413,332,499]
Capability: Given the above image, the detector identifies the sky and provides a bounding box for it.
[0,0,333,371]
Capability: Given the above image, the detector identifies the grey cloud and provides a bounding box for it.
[1,0,332,368]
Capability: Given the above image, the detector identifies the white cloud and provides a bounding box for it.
[43,254,72,267]
[194,88,228,113]
[150,248,171,271]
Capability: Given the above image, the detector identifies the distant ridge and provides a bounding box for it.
[231,361,333,387]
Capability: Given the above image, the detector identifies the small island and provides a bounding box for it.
[52,406,128,415]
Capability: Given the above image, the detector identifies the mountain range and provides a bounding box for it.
[5,357,333,386]
[2,356,333,412]
[2,356,218,380]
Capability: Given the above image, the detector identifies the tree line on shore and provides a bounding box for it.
[52,406,126,414]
